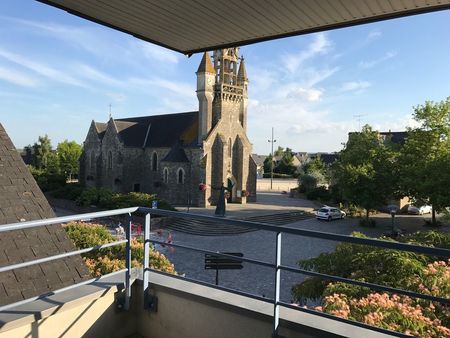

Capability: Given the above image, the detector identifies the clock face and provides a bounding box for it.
[207,77,214,86]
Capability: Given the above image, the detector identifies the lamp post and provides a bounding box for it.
[268,127,276,190]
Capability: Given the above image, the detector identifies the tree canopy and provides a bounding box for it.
[399,97,450,225]
[333,125,398,219]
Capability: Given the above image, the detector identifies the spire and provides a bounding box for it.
[237,56,248,82]
[197,52,215,74]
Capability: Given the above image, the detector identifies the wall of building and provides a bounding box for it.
[257,178,299,192]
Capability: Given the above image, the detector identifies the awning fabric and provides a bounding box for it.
[39,0,450,54]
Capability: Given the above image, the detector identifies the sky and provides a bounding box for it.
[0,1,450,155]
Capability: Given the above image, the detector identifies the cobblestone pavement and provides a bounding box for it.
[156,192,446,303]
[156,215,385,303]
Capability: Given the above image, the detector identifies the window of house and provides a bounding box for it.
[108,151,113,169]
[177,168,185,184]
[163,167,169,183]
[133,183,141,192]
[152,152,158,171]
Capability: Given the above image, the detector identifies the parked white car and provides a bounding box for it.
[408,205,432,215]
[316,206,346,221]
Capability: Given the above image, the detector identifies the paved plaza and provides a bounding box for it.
[55,191,443,303]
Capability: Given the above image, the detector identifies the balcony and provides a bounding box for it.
[0,208,449,338]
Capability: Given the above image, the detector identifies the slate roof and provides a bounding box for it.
[0,124,90,306]
[162,142,189,162]
[379,131,407,145]
[197,52,215,74]
[111,111,199,148]
[251,154,266,167]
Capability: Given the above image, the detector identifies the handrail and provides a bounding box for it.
[1,206,449,338]
[0,207,138,232]
[139,208,450,257]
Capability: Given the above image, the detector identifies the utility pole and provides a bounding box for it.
[267,127,277,190]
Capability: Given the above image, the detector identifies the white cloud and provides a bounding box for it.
[135,41,179,64]
[76,64,122,86]
[284,33,332,74]
[359,51,397,69]
[0,66,38,87]
[286,87,323,101]
[367,30,382,40]
[340,81,371,92]
[0,48,88,88]
[128,77,194,98]
[302,66,340,87]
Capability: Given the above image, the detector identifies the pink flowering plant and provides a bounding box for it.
[292,231,450,337]
[64,222,176,277]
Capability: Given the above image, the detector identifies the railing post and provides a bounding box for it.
[124,213,132,310]
[272,231,281,338]
[143,212,151,308]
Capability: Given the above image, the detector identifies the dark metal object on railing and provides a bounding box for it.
[1,206,450,338]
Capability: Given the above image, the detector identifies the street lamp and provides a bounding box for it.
[267,127,276,190]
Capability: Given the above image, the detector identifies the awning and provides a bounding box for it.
[39,0,450,54]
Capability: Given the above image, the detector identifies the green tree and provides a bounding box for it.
[57,140,82,180]
[399,98,450,225]
[274,146,284,157]
[303,155,326,176]
[263,155,274,174]
[275,147,296,175]
[334,125,398,221]
[32,134,52,169]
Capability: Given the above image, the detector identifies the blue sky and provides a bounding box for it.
[1,1,449,154]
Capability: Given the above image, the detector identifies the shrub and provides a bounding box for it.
[64,222,176,276]
[319,293,450,338]
[50,183,84,200]
[75,188,114,206]
[106,192,176,211]
[263,172,293,178]
[305,186,330,201]
[29,165,67,191]
[292,231,450,337]
[359,218,376,227]
[298,174,317,192]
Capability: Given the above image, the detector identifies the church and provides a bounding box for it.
[80,48,257,207]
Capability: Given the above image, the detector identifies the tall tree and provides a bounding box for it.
[334,125,398,220]
[57,140,83,180]
[399,98,450,225]
[32,135,52,169]
[275,147,295,174]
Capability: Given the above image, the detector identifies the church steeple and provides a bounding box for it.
[237,56,248,84]
[197,52,215,74]
[196,52,215,143]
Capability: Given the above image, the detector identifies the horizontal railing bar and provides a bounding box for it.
[148,238,276,268]
[279,301,412,338]
[0,240,128,273]
[0,269,127,312]
[280,264,450,305]
[0,207,138,233]
[139,208,450,257]
[147,268,274,304]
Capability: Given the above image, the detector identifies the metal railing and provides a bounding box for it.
[1,207,450,338]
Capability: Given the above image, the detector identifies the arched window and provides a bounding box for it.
[163,167,169,183]
[177,168,185,184]
[228,138,232,158]
[90,152,95,169]
[152,152,158,171]
[107,151,113,169]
